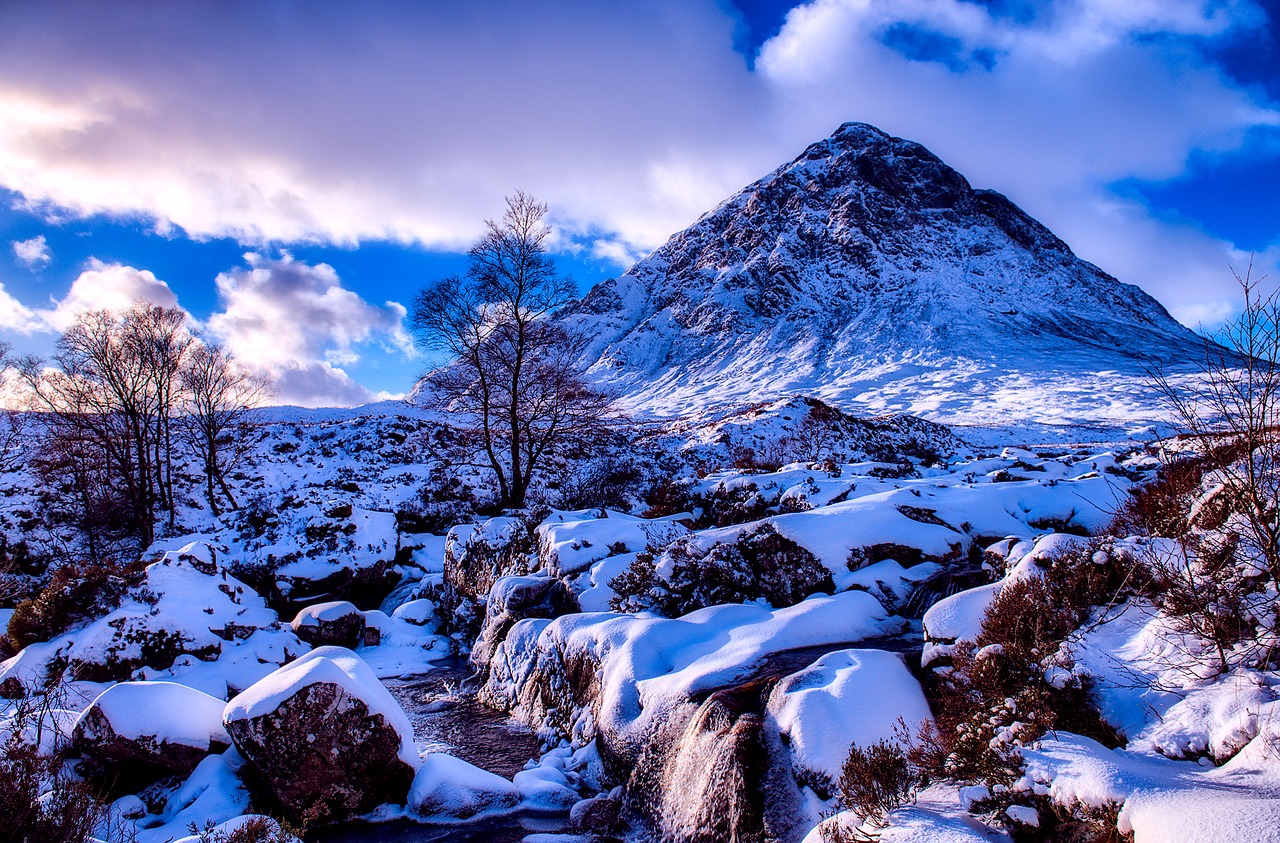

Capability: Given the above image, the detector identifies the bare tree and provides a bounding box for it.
[1151,261,1280,583]
[180,342,270,516]
[0,341,27,475]
[21,304,193,551]
[1145,261,1280,672]
[412,192,611,509]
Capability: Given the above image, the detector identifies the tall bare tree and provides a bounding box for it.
[412,192,611,509]
[180,342,270,516]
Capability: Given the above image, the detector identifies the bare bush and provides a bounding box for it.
[838,738,919,829]
[0,682,106,843]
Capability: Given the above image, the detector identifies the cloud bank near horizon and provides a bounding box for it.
[0,0,1277,404]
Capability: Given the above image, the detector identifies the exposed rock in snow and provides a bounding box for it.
[223,646,418,821]
[0,541,302,699]
[537,508,688,578]
[71,680,229,785]
[470,574,577,671]
[290,600,366,648]
[563,122,1206,425]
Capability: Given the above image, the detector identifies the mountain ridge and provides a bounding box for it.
[563,122,1205,425]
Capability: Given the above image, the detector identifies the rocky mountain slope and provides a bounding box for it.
[564,122,1207,426]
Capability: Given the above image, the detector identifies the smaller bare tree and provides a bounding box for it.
[1151,261,1280,583]
[180,342,271,516]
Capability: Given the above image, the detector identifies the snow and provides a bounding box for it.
[407,752,521,820]
[129,752,253,843]
[355,608,447,679]
[923,582,1000,643]
[76,680,229,749]
[767,648,932,786]
[537,509,687,577]
[0,543,302,701]
[223,646,420,768]
[1022,733,1280,842]
[804,786,1011,843]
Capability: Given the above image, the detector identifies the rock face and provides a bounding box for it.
[470,575,577,670]
[71,681,230,788]
[223,647,419,823]
[562,122,1207,422]
[290,600,366,648]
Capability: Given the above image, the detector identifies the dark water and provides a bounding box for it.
[384,662,542,780]
[311,658,598,843]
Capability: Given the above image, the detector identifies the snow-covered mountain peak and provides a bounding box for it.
[564,122,1206,427]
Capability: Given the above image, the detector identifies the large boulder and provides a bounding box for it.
[290,601,366,648]
[71,681,230,788]
[223,647,419,823]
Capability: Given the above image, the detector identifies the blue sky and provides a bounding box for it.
[0,0,1277,405]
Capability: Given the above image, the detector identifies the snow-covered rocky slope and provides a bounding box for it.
[563,122,1207,425]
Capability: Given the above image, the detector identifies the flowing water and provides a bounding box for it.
[316,634,923,843]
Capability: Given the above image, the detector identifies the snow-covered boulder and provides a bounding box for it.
[223,646,419,822]
[766,649,932,793]
[536,509,688,578]
[921,581,1001,667]
[391,598,437,627]
[290,600,365,648]
[407,752,521,820]
[444,516,534,599]
[71,681,230,785]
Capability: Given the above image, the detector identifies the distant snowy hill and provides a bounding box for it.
[564,122,1206,427]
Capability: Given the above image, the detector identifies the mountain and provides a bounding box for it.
[563,122,1206,428]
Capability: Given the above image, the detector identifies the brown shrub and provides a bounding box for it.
[838,738,919,828]
[7,559,143,651]
[913,541,1131,785]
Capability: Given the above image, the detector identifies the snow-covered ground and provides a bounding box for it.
[1,400,1277,843]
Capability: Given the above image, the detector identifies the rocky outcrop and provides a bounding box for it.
[223,647,419,823]
[432,515,539,645]
[71,681,230,789]
[290,600,366,648]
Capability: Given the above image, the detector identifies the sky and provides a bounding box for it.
[0,0,1277,406]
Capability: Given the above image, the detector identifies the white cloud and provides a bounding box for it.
[0,282,40,334]
[41,259,181,331]
[206,253,413,407]
[12,234,50,270]
[0,0,1274,327]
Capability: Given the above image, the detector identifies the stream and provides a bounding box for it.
[315,631,924,843]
